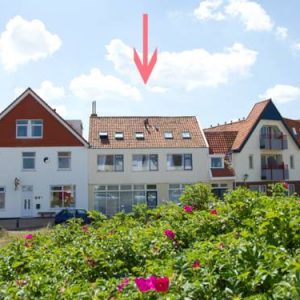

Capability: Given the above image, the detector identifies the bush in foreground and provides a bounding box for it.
[0,184,300,299]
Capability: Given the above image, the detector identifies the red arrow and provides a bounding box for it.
[133,14,158,84]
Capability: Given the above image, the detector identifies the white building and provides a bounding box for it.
[88,108,210,215]
[0,88,89,218]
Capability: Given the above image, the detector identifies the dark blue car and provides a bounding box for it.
[54,208,91,224]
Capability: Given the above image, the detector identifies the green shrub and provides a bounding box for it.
[0,183,300,299]
[180,182,215,210]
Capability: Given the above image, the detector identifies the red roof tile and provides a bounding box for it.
[283,118,300,144]
[89,116,207,149]
[204,131,238,154]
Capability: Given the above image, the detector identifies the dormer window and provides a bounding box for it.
[99,132,108,140]
[211,157,223,169]
[115,132,124,140]
[182,131,191,139]
[164,131,173,139]
[135,132,144,140]
[16,120,43,138]
[292,127,297,136]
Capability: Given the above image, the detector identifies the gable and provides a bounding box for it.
[0,91,86,147]
[260,101,282,120]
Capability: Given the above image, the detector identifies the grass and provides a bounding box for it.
[0,228,49,248]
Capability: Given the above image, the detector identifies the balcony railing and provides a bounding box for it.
[260,133,288,150]
[261,164,289,180]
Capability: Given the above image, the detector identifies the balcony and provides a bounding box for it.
[260,133,288,150]
[261,164,289,180]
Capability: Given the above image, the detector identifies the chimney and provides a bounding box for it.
[91,101,97,117]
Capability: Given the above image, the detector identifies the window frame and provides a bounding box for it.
[97,154,124,172]
[0,187,5,210]
[50,185,76,208]
[22,152,36,171]
[167,153,193,171]
[16,119,43,139]
[290,155,295,169]
[249,154,254,169]
[58,152,72,170]
[132,154,158,171]
[210,156,224,169]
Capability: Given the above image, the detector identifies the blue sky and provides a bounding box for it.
[0,0,300,138]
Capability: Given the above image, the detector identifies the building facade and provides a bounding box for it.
[0,89,89,218]
[204,100,300,195]
[88,113,210,216]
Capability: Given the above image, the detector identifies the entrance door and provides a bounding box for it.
[147,191,157,208]
[21,186,33,217]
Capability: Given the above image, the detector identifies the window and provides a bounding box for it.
[211,157,223,168]
[249,155,253,169]
[288,184,295,196]
[167,154,192,170]
[22,152,35,170]
[97,155,124,172]
[99,132,108,140]
[50,185,75,208]
[58,152,71,170]
[292,127,297,136]
[16,120,43,138]
[290,155,295,169]
[115,132,124,140]
[132,154,158,171]
[182,131,191,139]
[169,184,187,203]
[0,187,5,209]
[135,132,144,140]
[249,185,266,193]
[164,131,173,139]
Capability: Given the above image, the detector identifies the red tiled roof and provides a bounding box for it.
[204,131,238,154]
[89,116,207,149]
[205,99,271,151]
[283,118,300,144]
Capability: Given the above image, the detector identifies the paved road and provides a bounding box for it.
[0,218,54,230]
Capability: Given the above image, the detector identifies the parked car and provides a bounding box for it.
[54,208,91,224]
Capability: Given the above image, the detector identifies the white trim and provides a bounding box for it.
[0,88,88,147]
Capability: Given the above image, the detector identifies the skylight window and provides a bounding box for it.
[99,132,108,140]
[292,127,297,136]
[115,132,124,140]
[182,131,191,139]
[164,131,173,139]
[135,132,145,140]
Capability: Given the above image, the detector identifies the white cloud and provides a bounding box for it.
[15,81,65,101]
[260,84,300,103]
[292,43,300,51]
[194,0,274,32]
[275,26,288,40]
[106,39,257,91]
[225,0,273,31]
[69,68,142,101]
[194,0,226,21]
[0,16,61,71]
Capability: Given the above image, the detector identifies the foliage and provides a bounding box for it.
[180,182,215,210]
[0,184,300,299]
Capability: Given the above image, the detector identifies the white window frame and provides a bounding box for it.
[115,132,124,140]
[97,154,124,172]
[132,154,158,171]
[167,154,193,171]
[50,185,76,208]
[22,152,36,171]
[182,131,191,139]
[58,152,72,170]
[16,120,43,139]
[135,132,145,140]
[164,131,173,139]
[0,187,5,209]
[210,156,224,169]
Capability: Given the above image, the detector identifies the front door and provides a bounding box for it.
[147,191,157,208]
[21,186,33,217]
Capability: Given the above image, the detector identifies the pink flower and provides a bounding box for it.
[25,234,33,240]
[210,209,218,215]
[183,205,193,213]
[135,276,155,293]
[153,276,169,293]
[192,260,201,268]
[117,277,129,292]
[135,276,169,293]
[282,182,289,189]
[219,242,225,250]
[164,229,175,240]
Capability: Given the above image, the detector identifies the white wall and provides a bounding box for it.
[0,147,88,218]
[232,120,300,182]
[88,147,210,185]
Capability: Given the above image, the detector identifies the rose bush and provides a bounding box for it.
[0,184,300,299]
